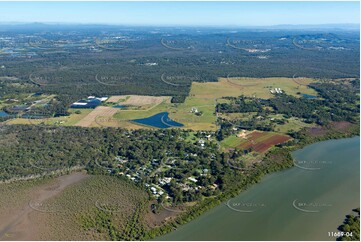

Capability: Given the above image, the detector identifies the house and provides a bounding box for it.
[190,107,199,113]
[150,187,157,194]
[70,96,108,108]
[188,177,198,183]
[70,98,101,108]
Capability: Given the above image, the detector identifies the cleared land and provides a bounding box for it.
[274,117,316,133]
[107,95,170,106]
[6,77,319,131]
[75,106,119,127]
[219,77,318,99]
[108,77,319,131]
[0,172,88,241]
[221,130,291,153]
[0,174,150,241]
[112,79,250,130]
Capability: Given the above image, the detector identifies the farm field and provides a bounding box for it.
[75,106,119,127]
[106,95,171,107]
[111,94,221,131]
[221,130,292,153]
[219,76,319,99]
[111,79,254,130]
[2,77,320,131]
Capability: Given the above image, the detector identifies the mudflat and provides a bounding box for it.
[0,172,88,241]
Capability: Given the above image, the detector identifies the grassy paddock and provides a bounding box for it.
[219,77,318,99]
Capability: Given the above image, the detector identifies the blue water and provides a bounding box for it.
[132,112,184,128]
[0,111,9,117]
[302,94,317,99]
[113,105,128,109]
[159,137,360,241]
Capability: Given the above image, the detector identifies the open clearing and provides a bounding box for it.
[274,117,316,133]
[75,106,118,127]
[0,172,88,241]
[112,79,249,131]
[110,77,318,131]
[107,95,171,106]
[6,77,319,131]
[219,77,318,99]
[221,130,291,153]
[0,173,151,241]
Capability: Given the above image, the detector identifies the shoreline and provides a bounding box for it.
[155,135,360,241]
[146,129,360,240]
[0,124,359,240]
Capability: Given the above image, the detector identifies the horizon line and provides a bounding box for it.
[0,21,359,28]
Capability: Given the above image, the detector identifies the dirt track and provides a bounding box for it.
[0,172,88,241]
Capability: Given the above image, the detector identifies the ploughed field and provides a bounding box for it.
[237,131,291,153]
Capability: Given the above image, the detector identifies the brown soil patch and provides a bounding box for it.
[238,131,291,153]
[75,106,118,127]
[144,202,179,228]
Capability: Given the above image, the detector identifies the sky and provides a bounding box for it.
[0,1,359,27]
